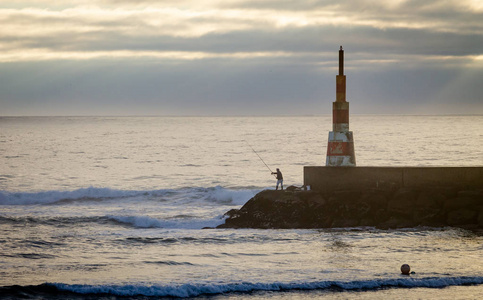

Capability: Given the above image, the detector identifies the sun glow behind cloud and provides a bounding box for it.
[0,49,298,62]
[1,1,482,62]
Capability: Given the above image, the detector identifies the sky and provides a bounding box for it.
[0,0,482,116]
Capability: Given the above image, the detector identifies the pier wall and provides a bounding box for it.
[219,167,483,229]
[304,167,483,192]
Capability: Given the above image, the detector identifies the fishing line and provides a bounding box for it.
[244,140,273,174]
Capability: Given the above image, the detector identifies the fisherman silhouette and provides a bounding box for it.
[271,168,283,190]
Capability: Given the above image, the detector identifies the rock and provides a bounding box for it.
[324,190,363,221]
[416,191,446,209]
[413,207,445,226]
[359,218,375,227]
[306,193,326,208]
[330,190,362,206]
[377,216,417,229]
[220,190,315,228]
[285,185,301,191]
[358,190,389,222]
[331,218,359,228]
[224,208,240,218]
[478,207,483,227]
[372,208,390,225]
[359,189,388,208]
[444,197,481,211]
[447,208,478,226]
[217,187,483,230]
[387,188,418,217]
[457,190,483,199]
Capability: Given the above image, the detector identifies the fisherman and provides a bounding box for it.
[271,168,283,190]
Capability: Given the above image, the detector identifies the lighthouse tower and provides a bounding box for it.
[326,46,356,166]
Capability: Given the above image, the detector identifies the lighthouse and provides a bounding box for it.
[326,46,356,166]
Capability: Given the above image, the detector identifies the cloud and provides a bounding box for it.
[1,1,482,54]
[0,0,481,115]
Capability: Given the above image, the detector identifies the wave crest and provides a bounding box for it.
[2,277,482,298]
[0,186,257,206]
[107,215,226,229]
[0,187,145,205]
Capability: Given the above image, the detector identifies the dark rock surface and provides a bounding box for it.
[217,187,483,230]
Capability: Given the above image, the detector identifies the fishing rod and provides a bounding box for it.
[244,140,274,174]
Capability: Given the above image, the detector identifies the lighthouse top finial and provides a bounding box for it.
[338,46,344,76]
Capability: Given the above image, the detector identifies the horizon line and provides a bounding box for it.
[1,113,483,118]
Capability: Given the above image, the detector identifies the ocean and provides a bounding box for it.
[0,115,482,299]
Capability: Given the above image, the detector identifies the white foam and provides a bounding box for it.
[107,214,227,229]
[53,276,483,297]
[204,186,258,206]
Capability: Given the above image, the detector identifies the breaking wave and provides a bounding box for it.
[0,214,226,229]
[0,187,144,205]
[1,276,482,298]
[0,212,228,230]
[107,215,227,229]
[0,186,257,206]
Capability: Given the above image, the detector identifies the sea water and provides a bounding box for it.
[0,116,482,299]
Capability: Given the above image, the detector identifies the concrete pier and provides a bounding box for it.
[218,167,483,230]
[304,166,483,192]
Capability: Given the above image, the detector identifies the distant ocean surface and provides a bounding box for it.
[1,116,482,299]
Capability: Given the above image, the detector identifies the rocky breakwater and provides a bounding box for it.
[217,187,483,230]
